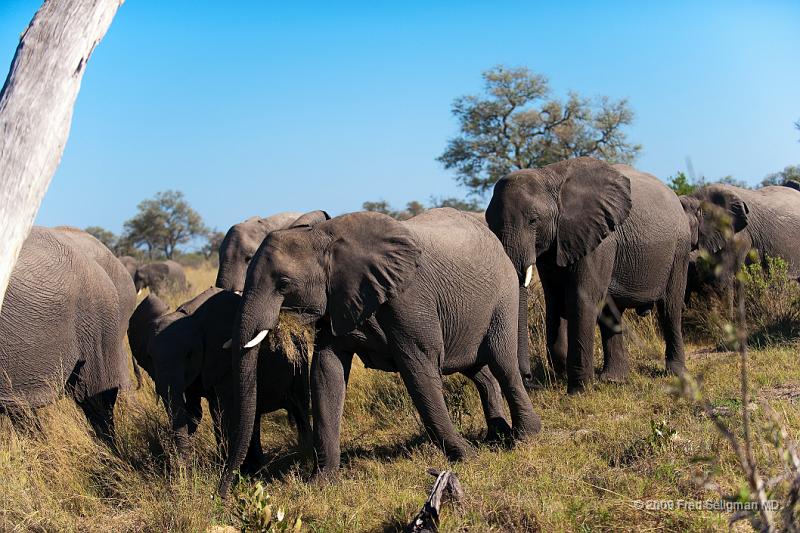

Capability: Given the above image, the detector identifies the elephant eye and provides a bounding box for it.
[244,255,253,263]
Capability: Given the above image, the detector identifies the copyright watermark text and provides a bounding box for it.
[633,499,780,512]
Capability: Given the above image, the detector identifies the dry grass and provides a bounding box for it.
[2,263,799,531]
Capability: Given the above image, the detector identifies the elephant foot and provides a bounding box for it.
[599,368,629,384]
[567,381,590,395]
[310,466,340,485]
[483,417,513,445]
[240,451,268,475]
[513,412,542,441]
[444,441,476,463]
[522,375,543,391]
[665,359,686,377]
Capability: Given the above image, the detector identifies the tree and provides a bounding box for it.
[715,175,749,189]
[430,196,483,212]
[438,66,641,195]
[202,230,226,259]
[760,165,800,188]
[84,226,117,251]
[666,172,698,195]
[123,190,207,259]
[0,0,122,313]
[362,200,425,220]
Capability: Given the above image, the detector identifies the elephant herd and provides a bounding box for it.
[2,156,799,497]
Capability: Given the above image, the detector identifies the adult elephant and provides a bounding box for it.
[0,227,135,442]
[119,255,138,279]
[134,260,187,295]
[486,157,692,394]
[128,288,310,469]
[681,183,800,295]
[219,208,540,493]
[215,211,306,293]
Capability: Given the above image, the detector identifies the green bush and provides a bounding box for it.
[684,255,800,349]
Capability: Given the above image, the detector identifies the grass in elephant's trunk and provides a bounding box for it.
[266,312,315,366]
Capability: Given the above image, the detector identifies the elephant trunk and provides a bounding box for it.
[518,285,533,387]
[215,262,245,294]
[218,289,283,496]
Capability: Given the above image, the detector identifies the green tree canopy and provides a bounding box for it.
[123,190,207,259]
[760,165,800,188]
[362,196,484,220]
[438,65,641,195]
[84,225,117,252]
[666,172,698,195]
[202,229,226,259]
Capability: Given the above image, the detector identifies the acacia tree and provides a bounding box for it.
[0,0,122,313]
[438,66,641,195]
[123,190,207,259]
[84,225,117,251]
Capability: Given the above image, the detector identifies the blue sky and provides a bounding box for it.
[1,1,798,241]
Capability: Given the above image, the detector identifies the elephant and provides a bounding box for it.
[485,157,693,394]
[127,287,310,468]
[0,227,136,442]
[134,260,187,295]
[681,183,800,296]
[215,211,305,293]
[219,207,541,493]
[119,255,138,279]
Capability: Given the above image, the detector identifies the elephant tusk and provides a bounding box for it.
[233,290,242,295]
[523,265,534,288]
[137,288,143,296]
[243,329,269,349]
[222,339,232,350]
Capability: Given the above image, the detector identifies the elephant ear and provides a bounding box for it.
[289,210,331,228]
[323,212,421,336]
[553,158,632,267]
[695,186,749,253]
[680,196,702,250]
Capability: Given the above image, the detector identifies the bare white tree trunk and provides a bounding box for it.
[0,0,123,313]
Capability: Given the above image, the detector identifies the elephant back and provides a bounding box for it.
[0,227,131,407]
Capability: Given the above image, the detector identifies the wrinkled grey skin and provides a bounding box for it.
[134,260,187,295]
[0,227,136,442]
[486,157,692,394]
[119,255,138,280]
[219,208,540,493]
[128,288,310,469]
[215,211,305,293]
[682,184,800,296]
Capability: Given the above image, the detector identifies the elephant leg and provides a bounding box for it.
[658,264,688,376]
[599,301,630,383]
[162,386,192,457]
[241,415,266,474]
[76,387,118,446]
[541,276,568,378]
[396,354,473,462]
[311,344,353,477]
[184,386,203,436]
[287,367,312,453]
[207,393,226,458]
[565,258,614,394]
[484,310,541,440]
[462,365,512,443]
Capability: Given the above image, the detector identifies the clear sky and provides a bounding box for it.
[1,1,798,240]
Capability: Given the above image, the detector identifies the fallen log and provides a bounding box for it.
[405,469,464,533]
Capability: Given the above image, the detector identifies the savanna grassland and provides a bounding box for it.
[1,264,799,532]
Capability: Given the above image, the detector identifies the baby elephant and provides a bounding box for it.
[134,260,187,295]
[128,287,310,469]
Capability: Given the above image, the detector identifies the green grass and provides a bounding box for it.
[1,265,798,531]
